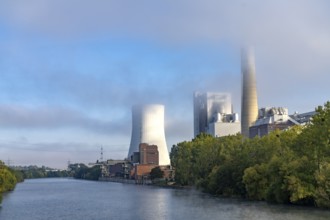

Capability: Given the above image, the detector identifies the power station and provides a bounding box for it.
[127,104,170,166]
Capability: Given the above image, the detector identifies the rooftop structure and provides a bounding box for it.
[249,107,315,138]
[290,111,316,125]
[207,112,241,137]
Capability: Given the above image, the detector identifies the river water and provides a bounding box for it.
[0,178,329,220]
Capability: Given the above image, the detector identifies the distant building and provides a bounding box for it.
[106,160,132,178]
[132,164,174,184]
[159,165,175,181]
[139,143,159,165]
[194,92,240,137]
[133,164,158,184]
[207,112,241,137]
[131,152,140,163]
[290,111,316,125]
[249,107,315,138]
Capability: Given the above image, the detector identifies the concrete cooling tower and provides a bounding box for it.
[241,47,259,138]
[128,104,170,165]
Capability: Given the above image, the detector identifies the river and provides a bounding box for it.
[0,178,329,220]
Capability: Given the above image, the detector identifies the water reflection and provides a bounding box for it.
[0,178,329,220]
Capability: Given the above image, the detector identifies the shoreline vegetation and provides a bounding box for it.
[170,101,330,208]
[0,161,23,204]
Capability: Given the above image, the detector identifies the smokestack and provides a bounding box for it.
[128,104,170,165]
[241,47,258,138]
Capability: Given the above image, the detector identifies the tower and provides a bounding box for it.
[128,104,170,165]
[241,47,259,138]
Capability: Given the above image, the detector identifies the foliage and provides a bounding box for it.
[170,101,330,208]
[13,165,70,179]
[0,161,18,204]
[150,166,164,180]
[314,162,330,208]
[70,163,101,181]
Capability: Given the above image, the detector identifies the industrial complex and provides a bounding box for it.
[97,47,315,184]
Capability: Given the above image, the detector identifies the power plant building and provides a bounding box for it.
[128,104,170,166]
[249,108,316,138]
[194,92,240,137]
[241,47,259,138]
[249,107,297,138]
[207,113,241,137]
[139,143,159,165]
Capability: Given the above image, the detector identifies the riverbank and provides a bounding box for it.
[99,177,136,184]
[0,161,23,204]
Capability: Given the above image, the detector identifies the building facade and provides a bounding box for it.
[194,92,240,137]
[139,143,159,165]
[207,112,241,137]
[194,92,233,137]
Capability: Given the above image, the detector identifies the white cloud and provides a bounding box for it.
[0,104,130,134]
[1,0,330,167]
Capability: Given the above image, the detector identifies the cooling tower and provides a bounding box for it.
[128,104,170,165]
[241,47,259,138]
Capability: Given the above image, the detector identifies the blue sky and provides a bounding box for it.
[0,0,329,168]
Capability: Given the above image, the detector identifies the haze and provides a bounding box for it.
[0,0,329,168]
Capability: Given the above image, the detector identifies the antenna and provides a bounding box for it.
[100,146,103,162]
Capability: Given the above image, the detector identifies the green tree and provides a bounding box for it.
[171,141,194,185]
[150,166,164,180]
[71,163,101,180]
[0,160,18,204]
[314,162,330,207]
[170,102,330,208]
[243,163,268,200]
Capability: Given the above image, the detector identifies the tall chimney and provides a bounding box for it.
[241,47,258,138]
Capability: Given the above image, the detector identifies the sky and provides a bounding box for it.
[0,0,329,169]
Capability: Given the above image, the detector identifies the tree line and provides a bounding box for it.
[0,161,23,204]
[68,163,101,180]
[11,164,101,181]
[170,101,330,208]
[13,165,70,179]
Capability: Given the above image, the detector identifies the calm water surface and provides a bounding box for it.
[0,178,329,220]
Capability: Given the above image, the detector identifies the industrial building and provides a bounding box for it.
[207,112,241,137]
[249,107,316,138]
[106,160,132,178]
[194,92,240,137]
[290,111,316,125]
[139,143,159,165]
